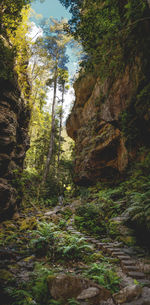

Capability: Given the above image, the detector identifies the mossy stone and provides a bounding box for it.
[0,269,14,282]
[120,235,136,246]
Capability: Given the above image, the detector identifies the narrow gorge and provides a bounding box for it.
[1,1,150,305]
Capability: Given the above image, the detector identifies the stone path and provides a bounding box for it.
[67,217,150,305]
[1,205,150,305]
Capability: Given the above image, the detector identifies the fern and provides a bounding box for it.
[125,189,150,229]
[57,235,93,259]
[68,298,80,305]
[83,263,120,293]
[7,288,34,305]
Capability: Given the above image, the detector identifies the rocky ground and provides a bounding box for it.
[0,202,150,305]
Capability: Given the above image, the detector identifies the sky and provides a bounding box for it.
[30,0,78,122]
[31,0,79,77]
[31,0,71,20]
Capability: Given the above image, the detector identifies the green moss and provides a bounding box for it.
[108,221,120,239]
[86,251,105,263]
[120,235,136,246]
[0,269,14,282]
[19,217,38,231]
[47,274,56,285]
[135,82,150,117]
[75,203,107,236]
[83,262,120,293]
[0,38,14,80]
[120,79,150,150]
[59,208,73,220]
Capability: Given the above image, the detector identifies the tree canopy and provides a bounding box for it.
[59,0,150,78]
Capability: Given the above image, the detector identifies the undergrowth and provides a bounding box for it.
[29,221,93,261]
[83,262,120,293]
[75,149,150,246]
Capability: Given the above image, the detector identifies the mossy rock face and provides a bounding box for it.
[0,74,30,221]
[19,217,38,231]
[0,269,14,282]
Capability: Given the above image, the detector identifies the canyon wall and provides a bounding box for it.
[66,60,150,185]
[0,57,30,221]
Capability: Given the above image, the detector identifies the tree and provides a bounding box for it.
[0,0,32,81]
[10,6,32,101]
[0,0,31,37]
[25,31,53,172]
[57,68,69,171]
[41,18,70,184]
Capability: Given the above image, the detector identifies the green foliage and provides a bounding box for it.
[78,186,90,199]
[59,0,149,78]
[101,151,150,240]
[75,191,121,236]
[31,263,53,305]
[0,0,31,36]
[49,300,63,305]
[31,221,56,240]
[67,298,80,305]
[29,221,56,257]
[136,83,150,117]
[125,190,150,229]
[13,168,41,204]
[57,235,93,260]
[75,203,106,235]
[0,1,32,93]
[120,81,150,150]
[6,263,53,305]
[7,288,34,305]
[0,38,14,79]
[29,221,92,261]
[59,207,73,220]
[58,219,67,229]
[83,262,120,293]
[124,0,147,21]
[74,150,150,240]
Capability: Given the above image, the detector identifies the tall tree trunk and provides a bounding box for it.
[57,83,65,170]
[147,0,150,8]
[42,68,58,184]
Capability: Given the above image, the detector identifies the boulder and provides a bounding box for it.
[77,287,100,299]
[113,285,142,304]
[47,274,111,303]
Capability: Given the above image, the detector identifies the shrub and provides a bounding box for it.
[29,222,56,257]
[75,203,106,235]
[83,263,120,293]
[125,190,150,230]
[57,235,93,260]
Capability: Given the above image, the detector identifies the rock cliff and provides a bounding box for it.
[66,61,150,185]
[0,70,30,220]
